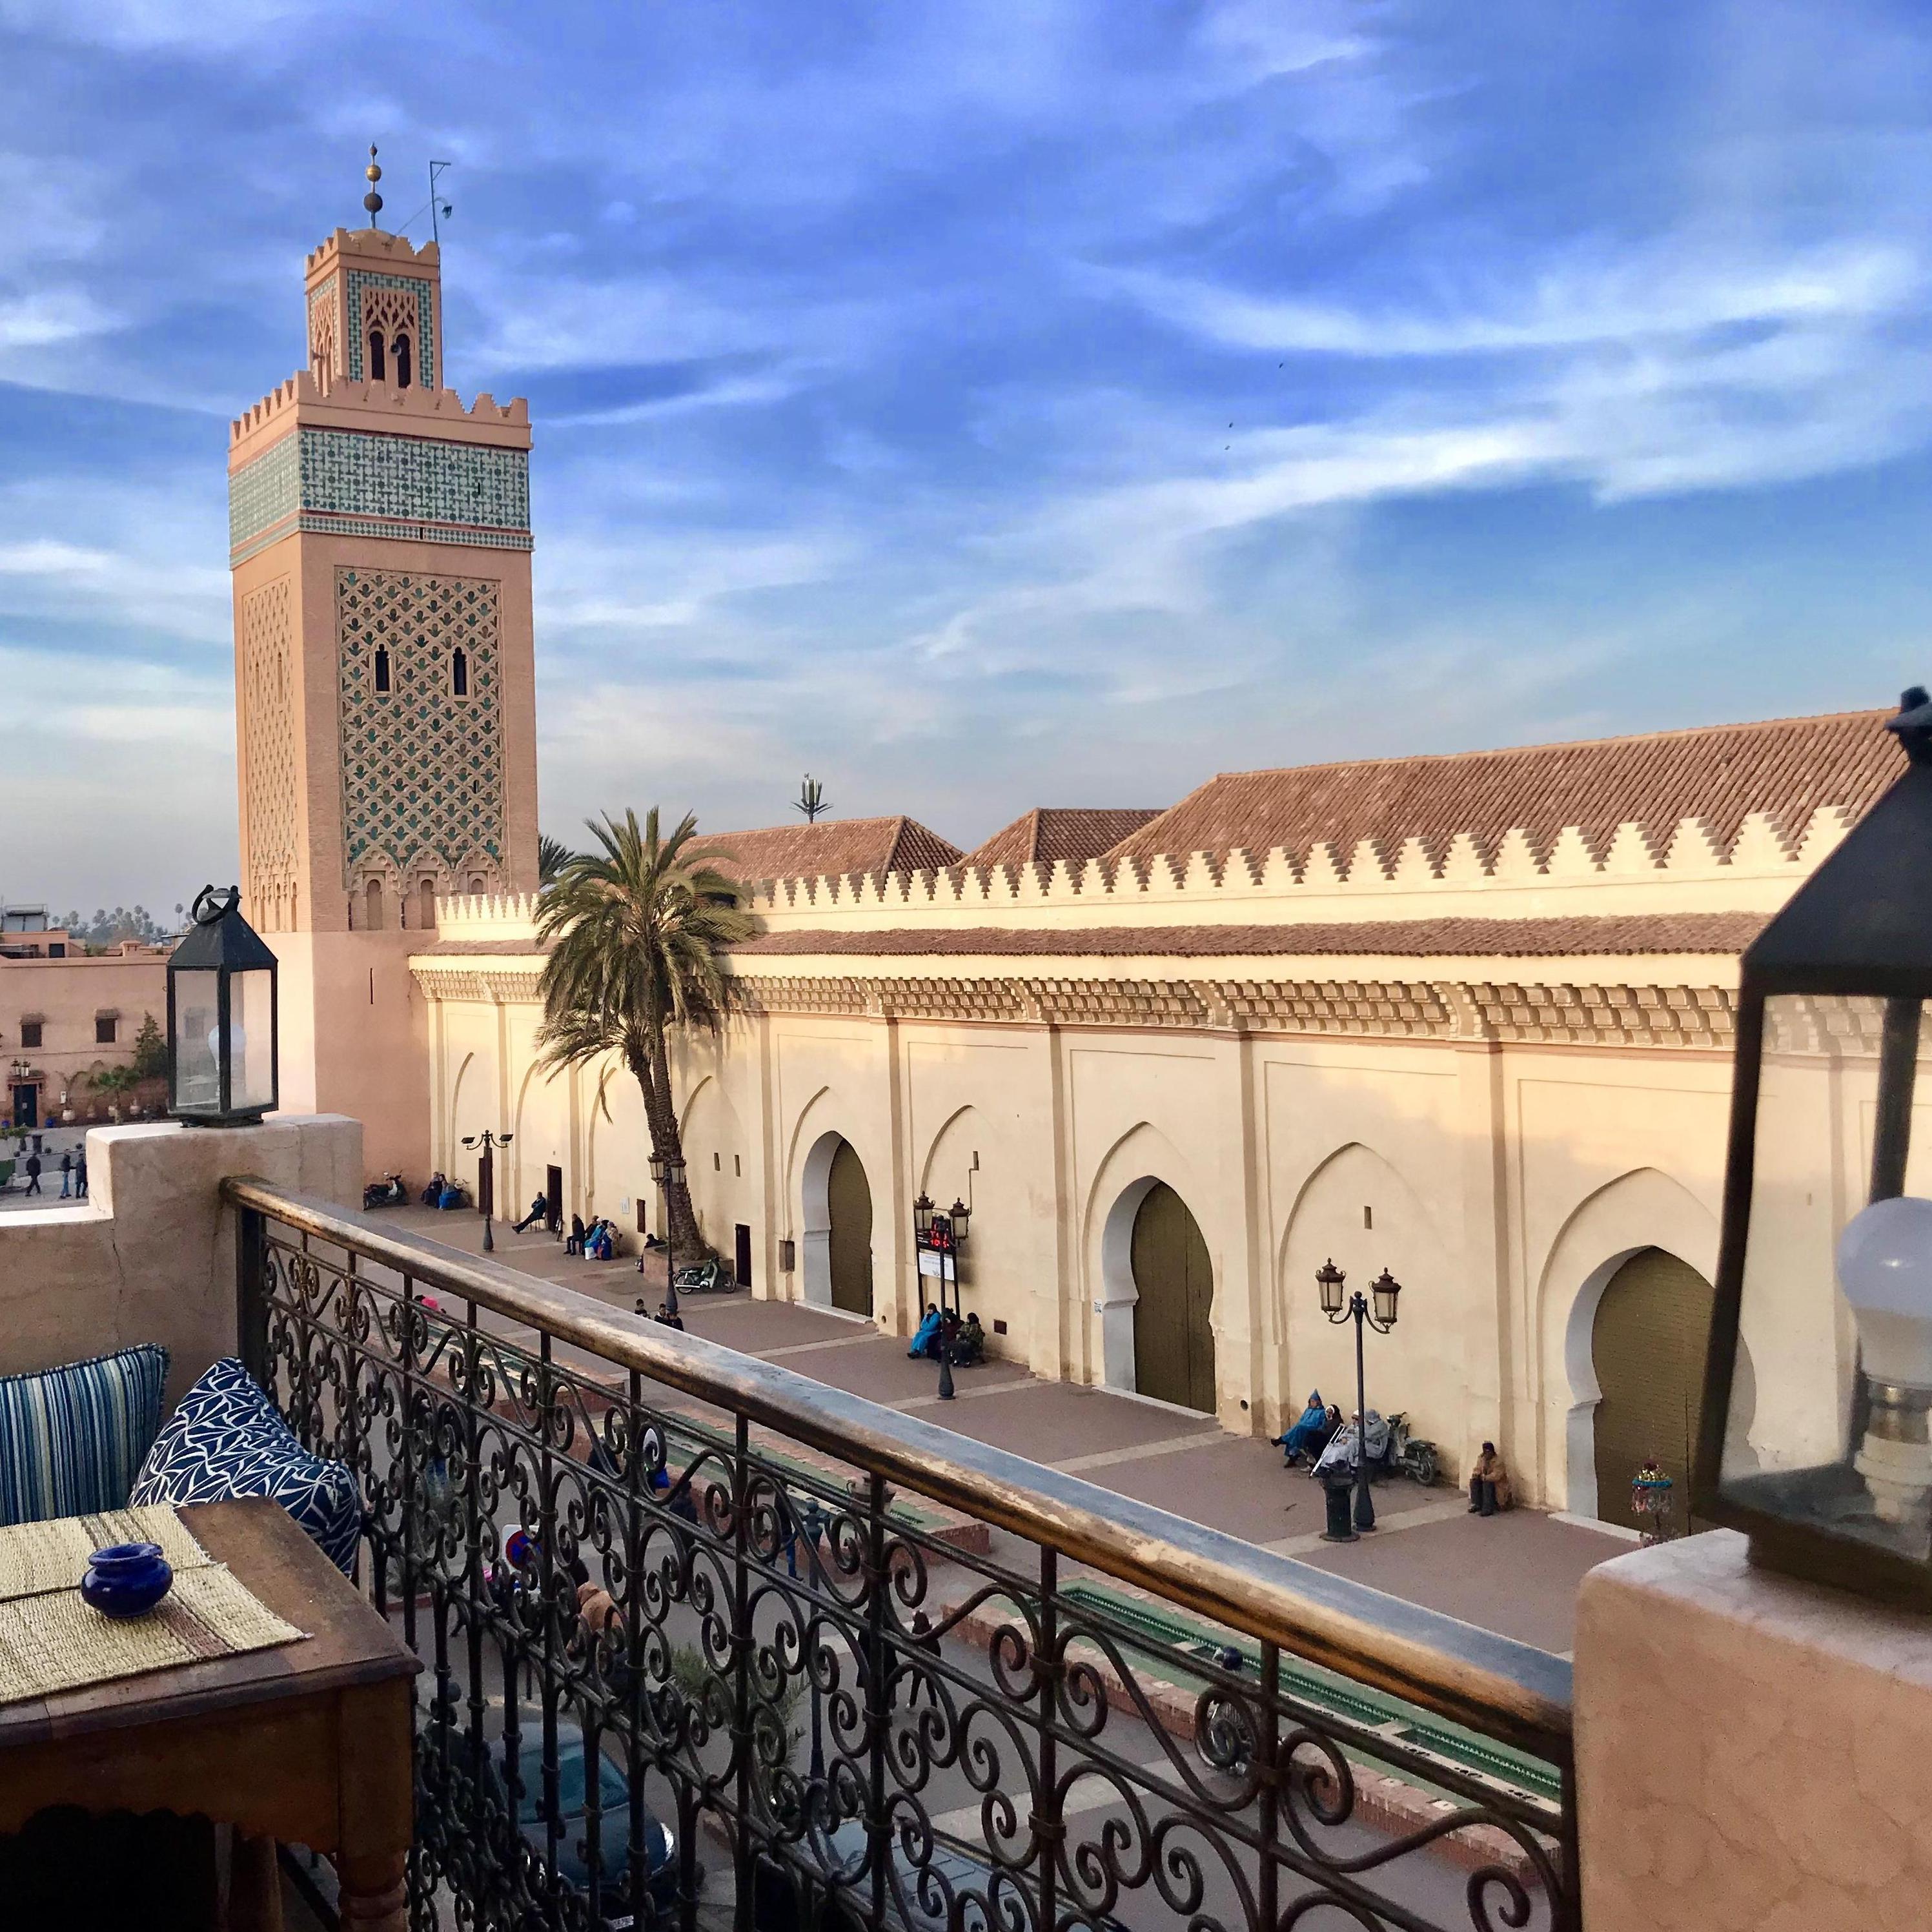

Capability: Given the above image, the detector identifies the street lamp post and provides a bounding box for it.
[913,1192,971,1399]
[1316,1259,1402,1536]
[649,1149,688,1320]
[461,1128,513,1253]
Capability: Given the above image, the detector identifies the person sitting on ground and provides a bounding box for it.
[1273,1389,1331,1467]
[566,1212,585,1256]
[513,1192,547,1233]
[1468,1441,1512,1517]
[908,1305,943,1359]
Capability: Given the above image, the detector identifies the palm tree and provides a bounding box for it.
[537,832,573,885]
[534,808,752,1256]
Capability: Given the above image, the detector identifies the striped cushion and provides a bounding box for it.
[0,1344,170,1527]
[130,1358,362,1574]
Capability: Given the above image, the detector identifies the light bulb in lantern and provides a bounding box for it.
[1837,1194,1932,1530]
[207,1021,246,1068]
[1836,1195,1932,1388]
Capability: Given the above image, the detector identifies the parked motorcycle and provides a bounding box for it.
[363,1172,408,1209]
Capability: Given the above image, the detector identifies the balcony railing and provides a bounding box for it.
[225,1177,1579,1932]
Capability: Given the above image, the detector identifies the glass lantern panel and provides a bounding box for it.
[232,968,275,1113]
[1721,991,1932,1560]
[172,970,221,1113]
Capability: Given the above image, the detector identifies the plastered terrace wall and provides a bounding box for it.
[0,1116,361,1408]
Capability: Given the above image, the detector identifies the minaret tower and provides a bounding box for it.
[228,148,539,1174]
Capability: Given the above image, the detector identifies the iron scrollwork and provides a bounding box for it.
[245,1215,1578,1932]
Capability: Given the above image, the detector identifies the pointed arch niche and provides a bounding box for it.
[1277,1142,1446,1454]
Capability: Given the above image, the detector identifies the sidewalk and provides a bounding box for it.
[378,1204,1631,1655]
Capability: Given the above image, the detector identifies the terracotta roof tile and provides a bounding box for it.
[1103,710,1903,871]
[961,808,1163,873]
[690,815,962,886]
[727,913,1765,961]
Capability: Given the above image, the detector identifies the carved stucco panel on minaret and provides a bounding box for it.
[240,577,300,930]
[336,565,505,898]
[307,273,341,380]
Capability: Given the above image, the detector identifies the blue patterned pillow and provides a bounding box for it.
[130,1358,362,1574]
[0,1343,169,1527]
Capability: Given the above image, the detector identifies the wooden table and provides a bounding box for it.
[0,1497,419,1929]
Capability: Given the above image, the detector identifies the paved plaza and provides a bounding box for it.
[383,1204,1632,1656]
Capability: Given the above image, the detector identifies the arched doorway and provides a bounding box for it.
[1591,1249,1714,1527]
[826,1139,873,1316]
[1130,1183,1215,1412]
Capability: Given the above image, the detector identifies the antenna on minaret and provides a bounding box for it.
[429,159,454,245]
[363,145,384,225]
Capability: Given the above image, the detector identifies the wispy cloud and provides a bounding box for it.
[8,0,1932,902]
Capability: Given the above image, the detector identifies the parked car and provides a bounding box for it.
[451,1713,682,1929]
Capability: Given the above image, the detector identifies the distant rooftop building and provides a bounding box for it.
[1,904,50,934]
[961,808,1163,875]
[693,816,962,885]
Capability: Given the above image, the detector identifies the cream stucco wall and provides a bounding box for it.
[0,1114,362,1407]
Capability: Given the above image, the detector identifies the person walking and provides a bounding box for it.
[74,1150,88,1199]
[59,1150,72,1198]
[23,1153,41,1196]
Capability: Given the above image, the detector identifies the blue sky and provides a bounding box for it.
[6,1,1932,907]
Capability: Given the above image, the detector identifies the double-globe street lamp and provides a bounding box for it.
[649,1148,688,1321]
[1315,1258,1403,1540]
[912,1192,971,1399]
[461,1128,513,1252]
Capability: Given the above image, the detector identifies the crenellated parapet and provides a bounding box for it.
[727,804,1853,935]
[230,369,530,459]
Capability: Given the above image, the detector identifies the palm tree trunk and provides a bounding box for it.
[633,1024,704,1257]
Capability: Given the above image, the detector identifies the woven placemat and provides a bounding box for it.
[0,1505,216,1604]
[0,1507,308,1708]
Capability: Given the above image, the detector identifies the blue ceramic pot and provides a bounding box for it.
[81,1541,173,1619]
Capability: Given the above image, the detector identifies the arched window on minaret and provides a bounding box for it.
[373,646,391,693]
[369,330,387,383]
[451,646,468,697]
[365,878,385,930]
[394,334,412,389]
[419,878,436,929]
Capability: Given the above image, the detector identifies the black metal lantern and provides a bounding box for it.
[1369,1268,1402,1327]
[913,1192,934,1243]
[167,886,278,1126]
[648,1150,666,1188]
[1316,1258,1346,1317]
[1697,687,1932,1603]
[949,1197,971,1246]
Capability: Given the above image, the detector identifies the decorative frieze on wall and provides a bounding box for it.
[344,270,438,388]
[411,964,542,1004]
[229,427,532,564]
[725,971,1736,1048]
[336,567,505,893]
[239,578,299,931]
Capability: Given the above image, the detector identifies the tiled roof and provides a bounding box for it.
[961,808,1163,873]
[690,816,963,884]
[727,913,1767,961]
[1103,710,1903,870]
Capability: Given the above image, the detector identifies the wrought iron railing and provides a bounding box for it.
[225,1177,1579,1932]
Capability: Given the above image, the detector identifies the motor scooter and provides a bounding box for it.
[363,1172,407,1209]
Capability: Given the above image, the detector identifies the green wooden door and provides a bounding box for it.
[827,1139,874,1316]
[1592,1248,1714,1528]
[1130,1183,1216,1413]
